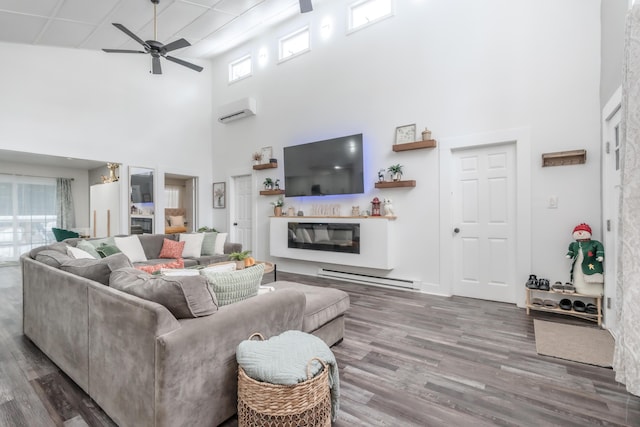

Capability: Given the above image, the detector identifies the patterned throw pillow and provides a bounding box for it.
[159,238,186,259]
[135,258,185,274]
[200,263,264,306]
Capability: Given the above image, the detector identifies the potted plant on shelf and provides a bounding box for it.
[252,152,263,165]
[388,164,403,181]
[263,178,274,190]
[228,250,255,269]
[197,226,217,232]
[271,196,285,216]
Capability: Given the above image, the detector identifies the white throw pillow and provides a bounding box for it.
[67,246,96,259]
[114,235,148,263]
[179,233,205,258]
[168,215,185,227]
[214,233,228,255]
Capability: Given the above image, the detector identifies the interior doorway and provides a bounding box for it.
[163,173,197,233]
[602,87,622,333]
[439,128,531,305]
[230,174,253,252]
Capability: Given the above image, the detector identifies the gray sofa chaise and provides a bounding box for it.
[21,235,350,427]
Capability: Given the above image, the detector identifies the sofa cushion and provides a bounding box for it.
[76,240,101,258]
[270,281,350,333]
[138,234,174,260]
[87,237,116,249]
[179,233,204,258]
[110,268,218,318]
[35,249,74,268]
[30,242,69,259]
[200,263,264,306]
[201,232,218,256]
[159,238,185,259]
[60,253,133,285]
[115,236,147,263]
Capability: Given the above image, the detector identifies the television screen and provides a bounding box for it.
[284,134,364,197]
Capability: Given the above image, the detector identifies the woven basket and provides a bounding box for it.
[237,333,332,427]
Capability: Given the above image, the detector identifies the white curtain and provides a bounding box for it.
[165,185,182,208]
[55,178,76,229]
[613,3,640,397]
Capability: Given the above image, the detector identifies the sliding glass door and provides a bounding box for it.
[0,175,57,262]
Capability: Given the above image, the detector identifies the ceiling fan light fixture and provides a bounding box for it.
[101,0,202,75]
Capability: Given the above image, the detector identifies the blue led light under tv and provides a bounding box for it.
[284,133,364,197]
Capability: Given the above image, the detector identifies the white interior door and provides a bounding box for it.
[231,175,252,251]
[603,100,621,332]
[452,143,517,303]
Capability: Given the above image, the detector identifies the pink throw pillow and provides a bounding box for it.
[136,258,185,274]
[159,239,185,259]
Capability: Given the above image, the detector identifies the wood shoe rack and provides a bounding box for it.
[525,287,602,326]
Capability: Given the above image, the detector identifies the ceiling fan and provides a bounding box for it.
[102,0,203,75]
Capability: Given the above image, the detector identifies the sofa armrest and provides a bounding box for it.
[224,241,242,254]
[154,289,306,427]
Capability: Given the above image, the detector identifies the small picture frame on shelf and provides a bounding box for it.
[213,182,225,209]
[395,124,417,144]
[261,146,273,164]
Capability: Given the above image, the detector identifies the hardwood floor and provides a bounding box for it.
[1,263,639,426]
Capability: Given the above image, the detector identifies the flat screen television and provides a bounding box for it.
[284,133,364,197]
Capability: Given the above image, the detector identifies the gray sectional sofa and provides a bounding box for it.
[21,234,350,427]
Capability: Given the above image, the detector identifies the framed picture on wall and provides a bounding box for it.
[261,146,273,164]
[395,124,417,144]
[213,182,225,209]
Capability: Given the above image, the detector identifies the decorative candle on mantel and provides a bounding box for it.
[422,127,432,141]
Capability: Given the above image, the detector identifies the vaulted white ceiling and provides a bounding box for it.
[0,0,302,59]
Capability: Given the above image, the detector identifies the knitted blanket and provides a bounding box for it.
[236,330,340,421]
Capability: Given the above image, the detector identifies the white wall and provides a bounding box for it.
[209,0,603,297]
[0,41,214,230]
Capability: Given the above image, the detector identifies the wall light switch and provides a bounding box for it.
[548,196,558,209]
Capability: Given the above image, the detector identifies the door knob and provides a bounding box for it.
[233,222,238,226]
[453,227,460,234]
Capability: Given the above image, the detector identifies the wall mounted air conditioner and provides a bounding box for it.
[217,97,256,123]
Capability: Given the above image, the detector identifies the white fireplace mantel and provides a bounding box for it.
[269,216,395,270]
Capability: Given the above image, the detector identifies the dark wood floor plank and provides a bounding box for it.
[2,265,640,426]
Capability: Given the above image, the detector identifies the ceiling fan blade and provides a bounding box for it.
[152,56,162,75]
[163,38,191,53]
[299,0,313,13]
[102,49,146,54]
[112,23,148,48]
[165,56,203,72]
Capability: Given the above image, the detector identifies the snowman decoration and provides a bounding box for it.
[383,198,395,216]
[566,223,604,295]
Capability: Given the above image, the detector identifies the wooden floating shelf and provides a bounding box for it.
[253,162,278,170]
[541,149,586,167]
[392,139,437,152]
[259,189,285,195]
[375,180,416,189]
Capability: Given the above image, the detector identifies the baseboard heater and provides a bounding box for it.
[317,268,418,290]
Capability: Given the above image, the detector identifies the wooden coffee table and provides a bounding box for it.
[254,261,276,281]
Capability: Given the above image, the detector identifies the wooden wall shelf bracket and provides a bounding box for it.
[375,180,416,189]
[542,150,586,167]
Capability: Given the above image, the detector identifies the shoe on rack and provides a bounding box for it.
[543,299,558,309]
[563,283,576,294]
[538,279,550,291]
[573,300,586,312]
[559,298,573,310]
[531,298,544,307]
[551,281,564,293]
[585,303,599,314]
[525,274,539,289]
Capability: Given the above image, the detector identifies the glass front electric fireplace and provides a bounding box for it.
[287,222,360,254]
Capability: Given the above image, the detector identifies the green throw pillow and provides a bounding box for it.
[76,240,101,259]
[96,244,122,258]
[201,232,218,256]
[201,263,264,306]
